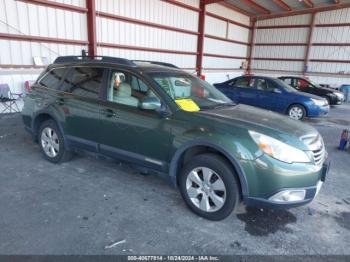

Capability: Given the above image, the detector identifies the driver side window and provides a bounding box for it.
[107,70,159,108]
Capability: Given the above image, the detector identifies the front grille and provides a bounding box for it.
[301,134,326,166]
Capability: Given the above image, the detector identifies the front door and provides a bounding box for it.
[98,69,172,171]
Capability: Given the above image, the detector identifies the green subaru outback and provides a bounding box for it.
[22,56,330,220]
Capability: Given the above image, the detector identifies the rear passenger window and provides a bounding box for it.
[63,67,104,99]
[39,68,66,89]
[235,78,253,88]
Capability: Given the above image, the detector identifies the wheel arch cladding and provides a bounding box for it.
[32,112,64,143]
[169,140,249,197]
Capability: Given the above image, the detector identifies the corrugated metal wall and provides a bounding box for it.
[0,0,250,93]
[204,3,249,82]
[252,7,350,86]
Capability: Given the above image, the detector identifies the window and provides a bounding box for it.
[282,78,292,86]
[149,73,232,111]
[63,67,104,99]
[107,70,158,108]
[255,78,274,92]
[235,78,252,88]
[39,68,66,89]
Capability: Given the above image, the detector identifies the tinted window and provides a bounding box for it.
[63,67,104,99]
[235,78,252,88]
[39,68,66,89]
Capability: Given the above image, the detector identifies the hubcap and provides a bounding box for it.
[186,167,226,212]
[289,107,303,120]
[41,127,59,158]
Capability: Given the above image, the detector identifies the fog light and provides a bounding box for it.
[269,190,306,203]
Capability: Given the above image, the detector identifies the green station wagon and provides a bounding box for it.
[22,56,330,220]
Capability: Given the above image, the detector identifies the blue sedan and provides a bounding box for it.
[214,76,330,120]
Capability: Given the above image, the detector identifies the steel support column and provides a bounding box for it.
[246,18,256,75]
[304,12,316,74]
[86,0,97,56]
[196,0,206,77]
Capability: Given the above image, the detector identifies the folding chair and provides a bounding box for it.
[0,84,21,113]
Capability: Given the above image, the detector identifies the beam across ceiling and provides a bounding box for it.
[272,0,291,11]
[218,1,255,16]
[303,0,314,8]
[239,0,270,14]
[255,2,350,20]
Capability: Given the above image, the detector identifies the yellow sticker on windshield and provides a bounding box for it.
[175,99,200,112]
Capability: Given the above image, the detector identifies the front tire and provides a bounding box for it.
[179,153,240,221]
[38,120,72,163]
[288,104,306,120]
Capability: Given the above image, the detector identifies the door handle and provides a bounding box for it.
[103,108,118,118]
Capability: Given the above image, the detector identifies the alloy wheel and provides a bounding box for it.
[289,106,304,120]
[41,127,60,158]
[185,167,226,212]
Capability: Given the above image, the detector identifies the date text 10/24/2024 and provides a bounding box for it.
[127,256,219,261]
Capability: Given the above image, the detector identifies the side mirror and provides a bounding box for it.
[139,97,161,110]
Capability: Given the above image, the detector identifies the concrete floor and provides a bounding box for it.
[0,106,349,255]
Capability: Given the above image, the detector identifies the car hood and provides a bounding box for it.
[291,90,326,100]
[197,104,318,149]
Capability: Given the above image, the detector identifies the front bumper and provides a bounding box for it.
[308,104,330,117]
[243,157,330,209]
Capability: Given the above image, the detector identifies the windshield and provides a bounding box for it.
[149,73,233,111]
[274,79,298,92]
[308,79,321,88]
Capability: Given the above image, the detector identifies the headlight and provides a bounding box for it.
[335,92,344,99]
[311,98,327,106]
[249,131,311,164]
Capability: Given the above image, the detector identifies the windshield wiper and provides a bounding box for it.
[201,103,236,110]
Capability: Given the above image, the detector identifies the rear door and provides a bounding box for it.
[59,66,107,151]
[255,78,285,113]
[234,77,258,106]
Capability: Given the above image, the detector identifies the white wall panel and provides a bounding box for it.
[50,0,86,8]
[176,0,199,8]
[204,38,247,57]
[308,62,350,74]
[310,46,350,61]
[252,60,304,72]
[313,27,350,43]
[95,0,199,32]
[96,17,197,52]
[206,3,250,26]
[98,47,196,69]
[254,28,308,43]
[257,14,311,26]
[205,16,227,38]
[203,56,244,69]
[0,40,86,65]
[316,7,350,24]
[203,71,244,84]
[254,46,305,59]
[0,0,87,40]
[228,24,249,43]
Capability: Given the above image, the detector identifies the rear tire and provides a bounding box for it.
[288,104,306,120]
[179,153,240,221]
[38,120,72,163]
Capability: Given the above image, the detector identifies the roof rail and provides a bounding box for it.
[132,60,179,69]
[53,56,136,67]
